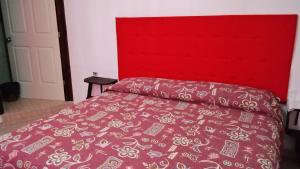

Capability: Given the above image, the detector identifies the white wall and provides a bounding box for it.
[64,0,300,109]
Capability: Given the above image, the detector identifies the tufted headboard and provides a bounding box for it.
[116,15,297,102]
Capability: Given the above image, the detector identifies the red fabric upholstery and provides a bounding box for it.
[116,15,297,102]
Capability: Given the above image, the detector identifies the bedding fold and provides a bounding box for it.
[107,77,283,123]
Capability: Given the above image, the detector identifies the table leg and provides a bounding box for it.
[0,92,3,114]
[86,83,92,99]
[0,102,3,114]
[295,110,300,125]
[296,137,300,153]
[100,85,103,93]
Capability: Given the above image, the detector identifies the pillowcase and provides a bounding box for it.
[106,77,282,122]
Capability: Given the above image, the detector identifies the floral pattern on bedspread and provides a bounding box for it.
[108,77,282,123]
[0,78,283,169]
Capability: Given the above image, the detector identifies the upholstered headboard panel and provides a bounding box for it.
[116,15,297,102]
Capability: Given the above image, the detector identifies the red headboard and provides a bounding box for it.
[116,15,297,102]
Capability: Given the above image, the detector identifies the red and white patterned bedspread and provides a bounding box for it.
[0,77,283,169]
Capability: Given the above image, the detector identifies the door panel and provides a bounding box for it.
[37,47,56,83]
[32,0,51,33]
[1,0,64,100]
[7,0,27,33]
[14,46,32,82]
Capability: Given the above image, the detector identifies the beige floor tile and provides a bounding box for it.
[0,98,72,135]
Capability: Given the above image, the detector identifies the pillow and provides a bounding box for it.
[106,77,282,122]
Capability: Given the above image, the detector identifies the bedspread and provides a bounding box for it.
[0,77,283,169]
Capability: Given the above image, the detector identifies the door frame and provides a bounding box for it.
[54,0,73,101]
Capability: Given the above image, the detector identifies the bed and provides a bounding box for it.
[0,15,297,169]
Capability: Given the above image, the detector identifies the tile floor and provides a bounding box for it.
[0,98,72,135]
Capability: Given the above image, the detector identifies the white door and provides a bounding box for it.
[1,0,64,100]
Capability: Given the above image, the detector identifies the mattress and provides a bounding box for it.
[0,77,283,169]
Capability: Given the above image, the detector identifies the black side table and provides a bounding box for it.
[286,109,300,152]
[84,76,117,99]
[0,90,3,114]
[286,109,300,131]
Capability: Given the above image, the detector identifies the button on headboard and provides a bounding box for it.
[116,15,297,102]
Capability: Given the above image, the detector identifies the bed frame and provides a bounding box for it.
[116,15,297,102]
